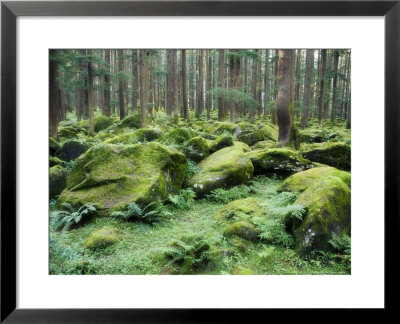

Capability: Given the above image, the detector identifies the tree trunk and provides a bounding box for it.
[318,49,327,124]
[49,50,58,139]
[181,49,189,120]
[131,50,138,112]
[166,49,174,119]
[118,49,126,120]
[301,49,315,128]
[196,50,204,117]
[295,50,301,102]
[330,50,340,121]
[264,49,270,118]
[251,54,258,122]
[103,49,111,117]
[87,50,95,135]
[172,49,179,123]
[139,49,149,127]
[277,49,293,146]
[80,49,89,120]
[206,50,212,120]
[218,49,225,121]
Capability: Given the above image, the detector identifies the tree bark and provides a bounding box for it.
[139,50,149,127]
[264,49,270,118]
[49,50,58,139]
[131,50,138,112]
[330,50,340,121]
[103,49,111,117]
[181,49,189,120]
[218,49,225,121]
[166,49,173,119]
[196,50,204,117]
[318,49,327,124]
[87,50,95,135]
[206,50,212,120]
[118,49,126,120]
[301,49,315,128]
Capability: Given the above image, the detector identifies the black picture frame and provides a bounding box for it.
[1,0,398,322]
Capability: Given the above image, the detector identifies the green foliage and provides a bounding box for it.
[205,185,253,204]
[168,188,196,210]
[155,234,216,274]
[51,203,97,231]
[109,202,170,224]
[208,87,259,107]
[328,233,351,255]
[185,160,200,179]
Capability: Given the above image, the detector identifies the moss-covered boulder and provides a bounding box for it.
[236,130,264,146]
[55,140,89,162]
[116,114,151,129]
[214,197,263,222]
[49,137,60,155]
[49,165,68,198]
[49,156,67,168]
[259,124,278,142]
[163,127,196,145]
[237,122,256,132]
[278,166,351,192]
[233,141,250,152]
[210,122,241,135]
[209,134,234,153]
[293,176,351,256]
[105,128,162,145]
[187,146,254,197]
[58,142,187,214]
[223,221,260,242]
[300,129,325,143]
[184,136,210,162]
[76,115,114,132]
[57,126,80,139]
[250,140,278,151]
[84,227,123,249]
[232,266,255,275]
[300,142,351,171]
[247,148,313,176]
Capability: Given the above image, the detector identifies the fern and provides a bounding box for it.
[168,188,196,209]
[110,202,170,224]
[206,185,251,204]
[328,233,351,255]
[50,203,97,231]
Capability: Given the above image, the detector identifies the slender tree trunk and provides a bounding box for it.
[218,49,225,121]
[49,50,58,139]
[318,49,327,124]
[87,50,95,135]
[80,49,88,120]
[295,50,301,102]
[196,50,204,117]
[181,49,188,120]
[206,50,212,120]
[251,54,258,122]
[330,50,340,121]
[277,49,293,146]
[172,49,179,123]
[166,49,173,119]
[301,49,315,128]
[131,50,138,112]
[264,49,270,118]
[118,49,126,120]
[103,49,111,117]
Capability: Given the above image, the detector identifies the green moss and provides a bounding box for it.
[184,136,210,162]
[84,227,123,249]
[49,165,67,198]
[250,140,278,151]
[214,197,263,222]
[163,127,196,145]
[233,141,250,152]
[237,121,257,132]
[232,265,255,275]
[187,146,254,197]
[288,122,301,150]
[57,126,79,139]
[49,156,67,168]
[278,166,351,192]
[293,176,351,256]
[105,128,162,145]
[300,128,325,143]
[116,114,151,129]
[55,140,90,162]
[236,130,264,146]
[209,122,240,135]
[300,142,351,171]
[247,148,313,176]
[49,137,61,155]
[223,221,260,242]
[209,134,234,153]
[259,124,278,142]
[58,142,187,215]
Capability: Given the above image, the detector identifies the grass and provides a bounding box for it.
[49,175,350,275]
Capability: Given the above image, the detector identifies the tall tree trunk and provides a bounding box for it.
[206,50,212,120]
[301,49,315,128]
[118,49,126,120]
[87,50,95,135]
[196,50,204,117]
[295,49,301,102]
[277,49,293,146]
[330,50,340,121]
[232,52,241,123]
[166,49,174,119]
[181,49,188,120]
[318,49,327,124]
[172,49,179,123]
[80,49,88,120]
[264,49,270,118]
[49,50,58,139]
[251,54,258,122]
[229,52,235,122]
[131,50,138,112]
[103,49,111,117]
[218,49,225,121]
[139,50,149,127]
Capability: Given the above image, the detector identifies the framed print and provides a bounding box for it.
[1,0,398,322]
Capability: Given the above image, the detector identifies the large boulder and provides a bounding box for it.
[292,176,351,256]
[223,221,260,242]
[208,134,234,153]
[55,140,89,162]
[184,136,210,162]
[163,127,196,145]
[214,197,264,222]
[247,148,313,176]
[300,128,325,143]
[116,114,150,129]
[57,126,80,140]
[250,140,278,151]
[58,142,187,214]
[49,137,60,155]
[236,130,264,146]
[49,165,68,198]
[105,128,162,145]
[84,227,123,249]
[209,122,241,136]
[278,166,351,192]
[300,142,351,171]
[76,115,114,132]
[187,146,254,197]
[259,124,278,142]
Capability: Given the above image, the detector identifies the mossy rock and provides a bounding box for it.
[58,142,187,214]
[232,265,255,275]
[49,137,60,155]
[278,166,351,193]
[229,237,251,252]
[300,142,351,171]
[55,140,89,162]
[49,156,67,168]
[233,141,251,152]
[300,128,325,143]
[236,130,264,146]
[163,127,196,145]
[237,122,257,132]
[184,136,210,162]
[91,132,116,142]
[293,176,351,256]
[49,165,67,198]
[259,124,279,142]
[187,146,254,197]
[223,221,260,242]
[209,122,241,135]
[214,197,264,222]
[251,140,278,151]
[209,134,234,153]
[116,114,151,129]
[105,128,162,145]
[57,126,79,139]
[84,227,123,249]
[247,148,313,176]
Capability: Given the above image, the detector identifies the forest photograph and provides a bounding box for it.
[49,49,351,275]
